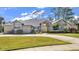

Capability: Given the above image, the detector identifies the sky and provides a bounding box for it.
[0,7,79,21]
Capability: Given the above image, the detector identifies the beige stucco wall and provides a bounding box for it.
[53,20,77,30]
[40,24,48,32]
[22,25,32,33]
[4,25,14,33]
[47,23,53,32]
[14,22,22,28]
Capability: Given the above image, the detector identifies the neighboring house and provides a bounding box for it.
[4,19,78,34]
[73,18,79,30]
[52,19,78,31]
[4,19,52,34]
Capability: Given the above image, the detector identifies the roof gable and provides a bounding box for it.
[22,19,49,26]
[52,19,75,25]
[5,19,51,26]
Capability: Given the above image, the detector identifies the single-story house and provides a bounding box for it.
[73,19,79,30]
[52,19,78,32]
[4,19,53,33]
[4,19,78,34]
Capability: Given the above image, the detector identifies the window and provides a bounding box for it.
[14,23,22,28]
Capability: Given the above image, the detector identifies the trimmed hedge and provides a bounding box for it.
[16,30,23,34]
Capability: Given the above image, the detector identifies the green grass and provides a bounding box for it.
[0,36,70,51]
[69,49,79,51]
[57,33,79,38]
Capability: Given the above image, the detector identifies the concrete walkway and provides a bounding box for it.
[0,34,79,51]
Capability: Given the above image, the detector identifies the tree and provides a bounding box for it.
[0,17,4,24]
[51,7,62,20]
[62,7,74,20]
[51,7,74,20]
[48,14,53,21]
[0,17,4,32]
[53,24,59,30]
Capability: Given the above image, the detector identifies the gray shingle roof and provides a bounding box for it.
[5,22,13,25]
[52,19,75,25]
[22,19,49,26]
[5,19,50,26]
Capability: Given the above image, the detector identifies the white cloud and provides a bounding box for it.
[32,14,38,18]
[74,15,78,19]
[21,12,28,16]
[12,10,45,21]
[12,16,31,21]
[31,10,37,14]
[31,10,45,15]
[12,14,38,21]
[37,10,45,15]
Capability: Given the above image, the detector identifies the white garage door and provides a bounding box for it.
[23,26,32,33]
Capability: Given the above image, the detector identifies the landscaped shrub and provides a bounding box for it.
[31,29,36,34]
[47,30,65,33]
[16,30,23,34]
[76,24,79,30]
[0,25,3,32]
[64,28,69,33]
[69,28,77,33]
[9,30,15,34]
[77,30,79,33]
[52,24,59,30]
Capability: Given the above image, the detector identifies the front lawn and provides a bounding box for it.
[57,33,79,38]
[0,36,70,51]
